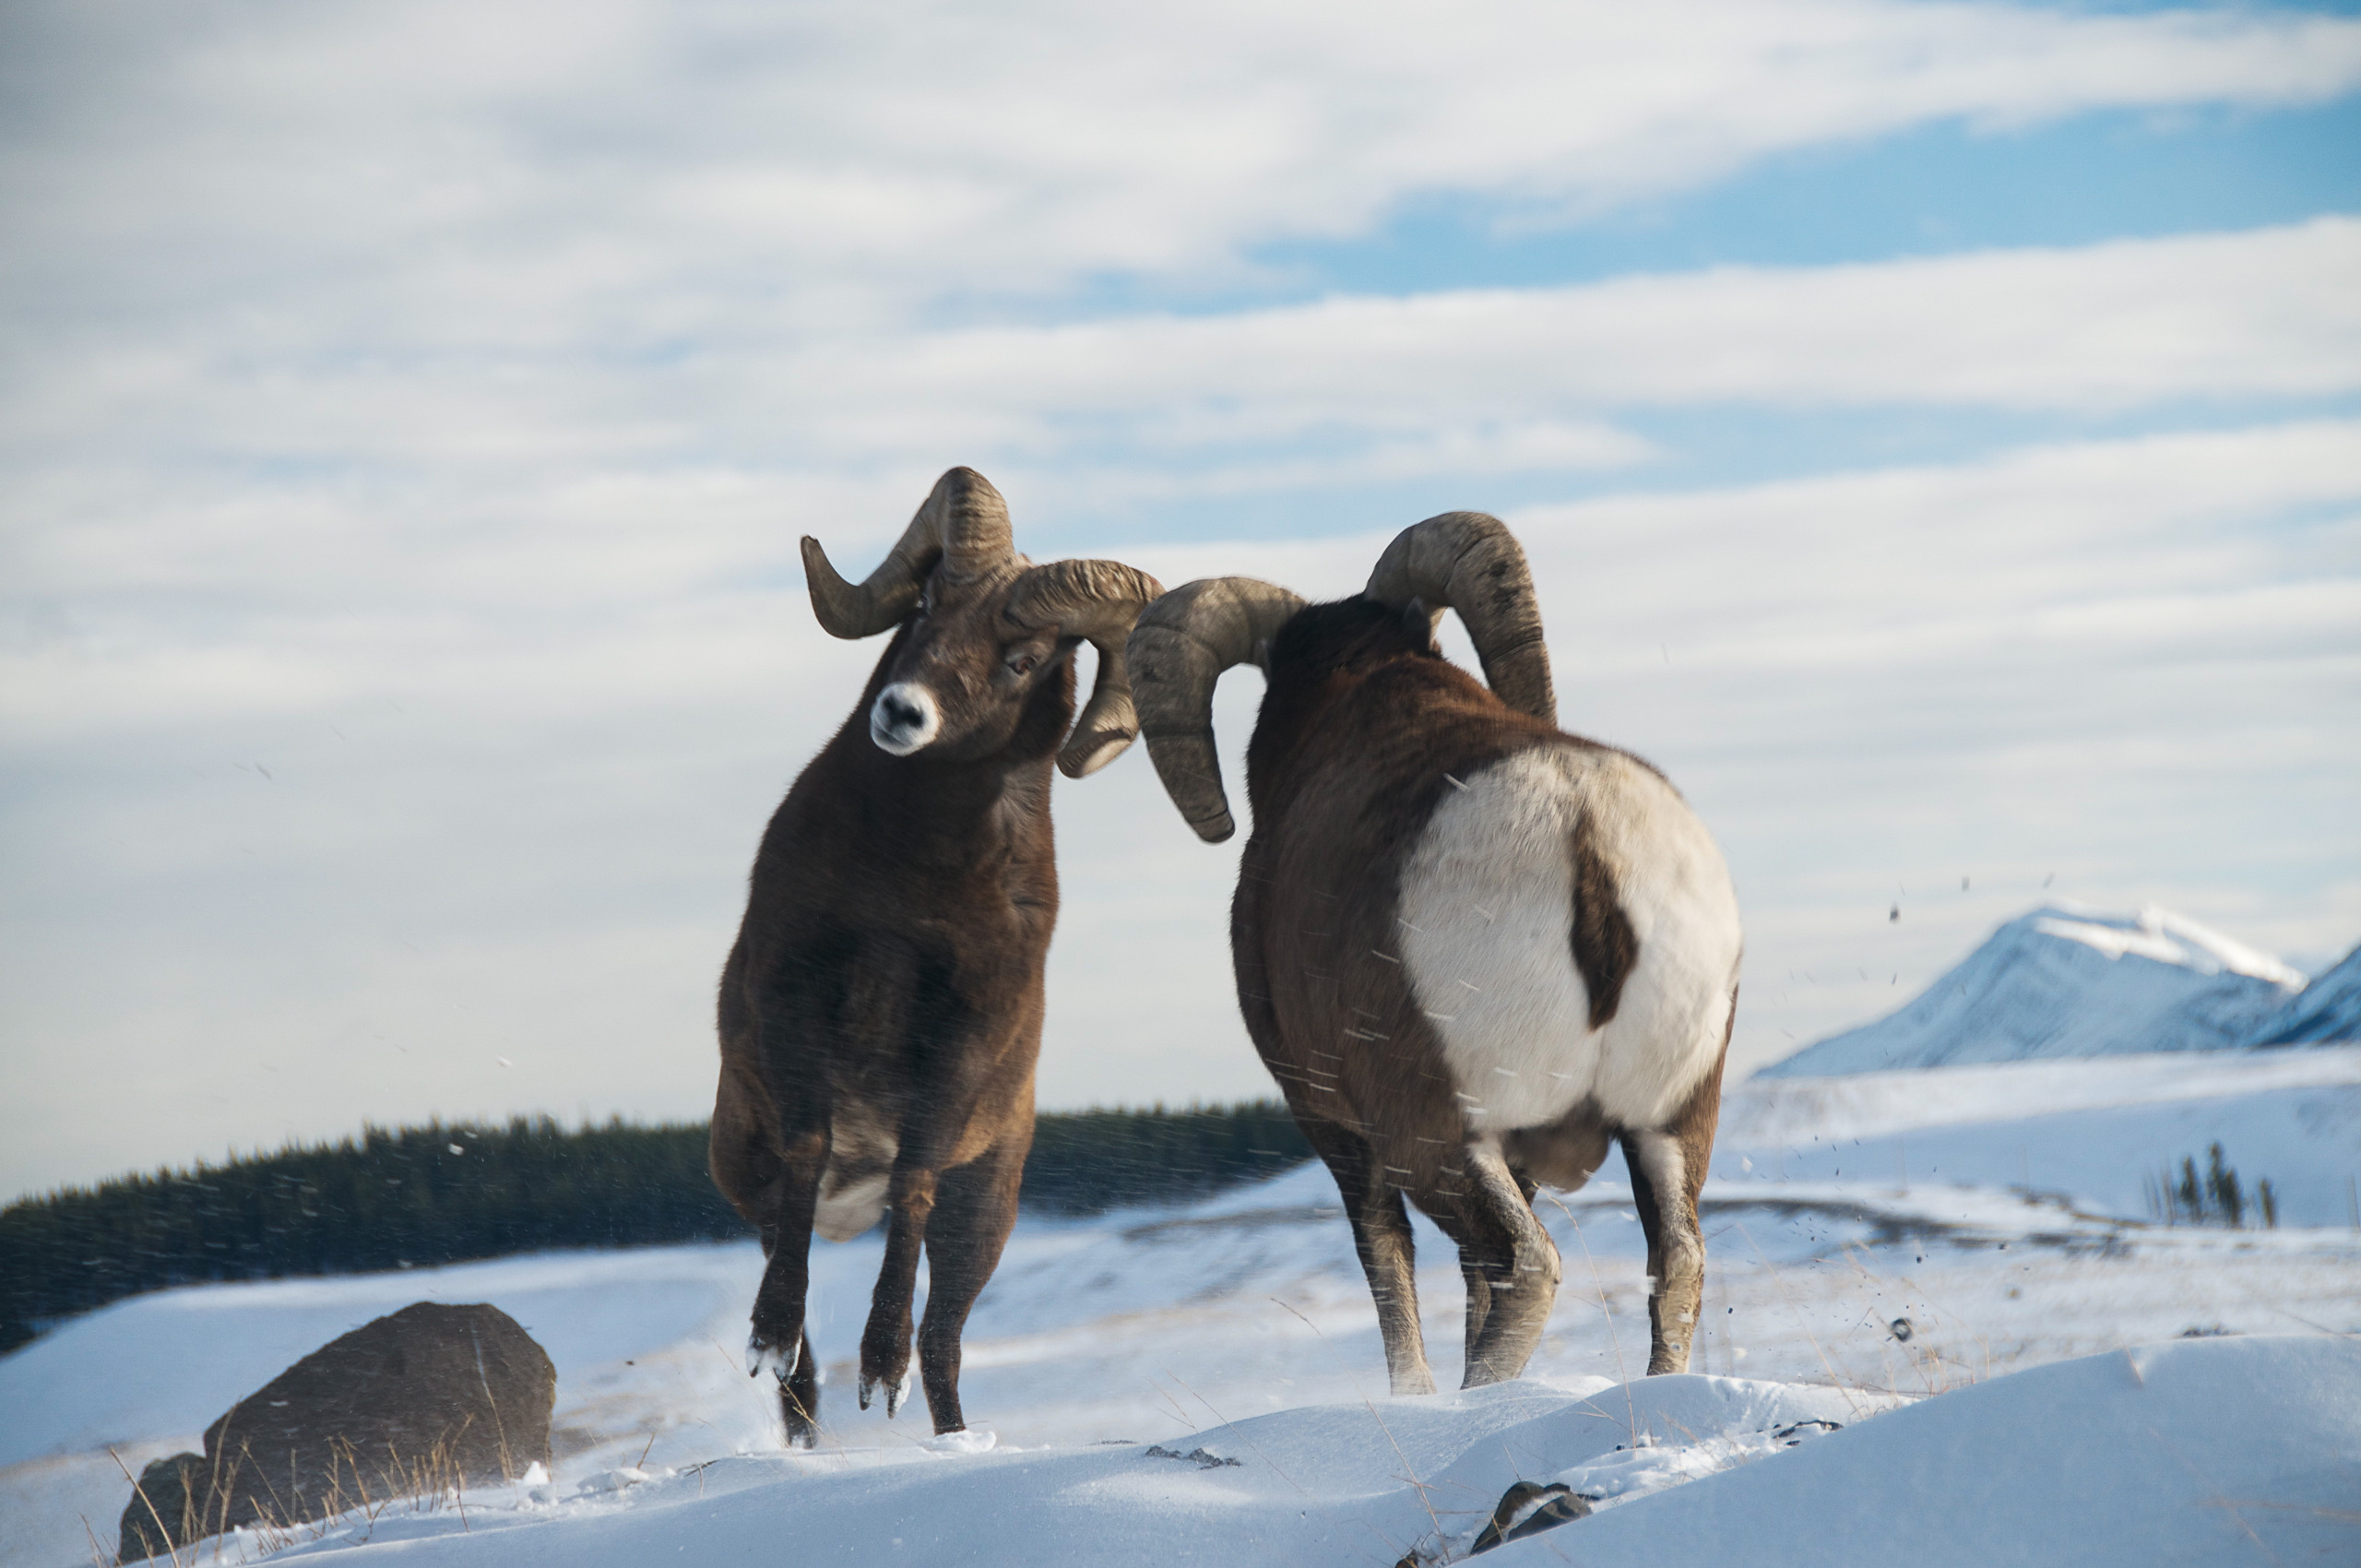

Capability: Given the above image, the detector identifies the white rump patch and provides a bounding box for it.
[1397,746,1740,1136]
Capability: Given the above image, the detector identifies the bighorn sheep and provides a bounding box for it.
[1126,513,1740,1389]
[711,468,1161,1443]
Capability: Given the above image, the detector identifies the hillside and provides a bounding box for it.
[6,1059,2358,1567]
[1759,903,2317,1077]
[2248,942,2361,1046]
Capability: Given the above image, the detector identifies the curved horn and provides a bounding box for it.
[801,467,1017,639]
[1125,577,1307,843]
[1363,511,1555,723]
[1005,559,1168,778]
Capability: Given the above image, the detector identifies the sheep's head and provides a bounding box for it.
[1126,510,1553,841]
[801,469,1164,777]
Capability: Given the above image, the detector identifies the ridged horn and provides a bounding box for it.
[1004,559,1168,778]
[1364,511,1554,723]
[800,467,1017,638]
[1125,577,1307,843]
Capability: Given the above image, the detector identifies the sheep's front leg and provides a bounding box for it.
[914,1135,1027,1434]
[1304,1121,1436,1396]
[860,1160,937,1418]
[1460,1260,1492,1362]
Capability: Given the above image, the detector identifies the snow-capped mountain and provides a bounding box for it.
[1757,903,2311,1077]
[2246,941,2361,1046]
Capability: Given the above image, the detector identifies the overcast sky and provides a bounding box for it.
[4,0,2357,1202]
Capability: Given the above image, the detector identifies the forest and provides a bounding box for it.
[0,1102,1311,1352]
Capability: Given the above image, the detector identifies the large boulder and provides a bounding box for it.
[119,1301,553,1562]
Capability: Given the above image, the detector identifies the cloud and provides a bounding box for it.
[10,216,2353,674]
[13,218,2354,587]
[764,219,2361,475]
[9,0,2359,338]
[6,418,2355,1199]
[1078,420,2361,1095]
[6,0,2361,1199]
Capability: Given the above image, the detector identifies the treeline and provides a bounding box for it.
[0,1104,1310,1352]
[1024,1100,1311,1214]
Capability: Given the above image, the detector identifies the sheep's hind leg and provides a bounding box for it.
[1304,1121,1436,1396]
[1456,1142,1561,1387]
[1623,1127,1706,1376]
[1624,1029,1725,1376]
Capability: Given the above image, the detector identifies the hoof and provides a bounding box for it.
[860,1364,915,1417]
[747,1333,801,1381]
[780,1380,819,1448]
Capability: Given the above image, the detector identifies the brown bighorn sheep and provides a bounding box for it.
[711,468,1161,1443]
[1126,513,1740,1390]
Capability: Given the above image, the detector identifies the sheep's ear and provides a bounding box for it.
[1402,596,1443,652]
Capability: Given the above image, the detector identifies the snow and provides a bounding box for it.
[2249,941,2361,1047]
[2031,902,2305,987]
[6,1050,2359,1566]
[1489,1335,2361,1568]
[1715,1046,2361,1224]
[1762,903,2319,1076]
[1724,1044,2361,1146]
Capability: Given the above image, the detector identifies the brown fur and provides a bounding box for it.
[1571,827,1639,1028]
[1231,596,1730,1388]
[1622,994,1732,1374]
[710,558,1082,1443]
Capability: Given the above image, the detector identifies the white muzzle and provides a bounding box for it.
[870,683,942,755]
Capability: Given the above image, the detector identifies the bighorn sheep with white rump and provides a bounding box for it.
[1126,513,1740,1390]
[711,468,1161,1443]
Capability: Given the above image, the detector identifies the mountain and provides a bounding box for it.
[1757,903,2308,1078]
[2245,941,2361,1047]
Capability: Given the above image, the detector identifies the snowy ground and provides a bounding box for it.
[1715,1042,2361,1225]
[6,1049,2358,1566]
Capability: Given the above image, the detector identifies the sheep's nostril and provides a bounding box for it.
[871,683,941,755]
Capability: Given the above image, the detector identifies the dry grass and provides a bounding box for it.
[108,1425,519,1566]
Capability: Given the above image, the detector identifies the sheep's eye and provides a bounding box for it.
[1006,650,1037,677]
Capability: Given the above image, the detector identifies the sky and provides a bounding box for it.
[3,0,2357,1203]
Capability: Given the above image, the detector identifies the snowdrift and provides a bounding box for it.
[77,1339,2361,1567]
[8,1045,2359,1565]
[173,1372,1882,1566]
[1492,1336,2361,1568]
[1761,904,2316,1076]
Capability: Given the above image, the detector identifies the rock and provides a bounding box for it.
[117,1453,208,1562]
[119,1301,553,1562]
[1468,1479,1591,1554]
